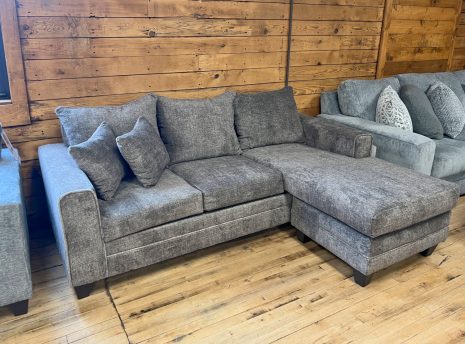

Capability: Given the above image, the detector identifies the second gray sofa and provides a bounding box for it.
[39,87,459,298]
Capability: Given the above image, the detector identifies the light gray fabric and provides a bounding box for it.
[319,114,436,175]
[0,149,32,307]
[434,72,465,106]
[106,194,291,255]
[399,85,444,139]
[233,87,304,149]
[68,122,125,201]
[454,125,465,141]
[116,117,169,187]
[320,91,341,116]
[453,70,465,84]
[106,196,291,276]
[337,77,401,121]
[376,85,413,132]
[427,82,465,138]
[157,92,241,164]
[396,73,438,93]
[56,94,158,146]
[451,178,465,195]
[39,144,106,287]
[301,116,372,158]
[170,155,284,211]
[431,138,465,179]
[243,143,459,238]
[99,170,203,242]
[291,198,449,275]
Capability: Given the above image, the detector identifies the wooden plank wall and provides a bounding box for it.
[289,0,385,115]
[451,0,465,70]
[377,0,462,78]
[3,0,465,231]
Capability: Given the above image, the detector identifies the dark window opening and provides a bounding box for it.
[0,23,10,101]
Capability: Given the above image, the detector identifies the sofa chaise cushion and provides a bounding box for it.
[337,77,400,121]
[431,138,465,179]
[243,143,459,238]
[99,169,203,242]
[56,94,158,146]
[233,87,304,149]
[157,92,241,164]
[170,155,284,211]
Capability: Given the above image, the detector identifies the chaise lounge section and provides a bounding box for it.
[39,87,459,298]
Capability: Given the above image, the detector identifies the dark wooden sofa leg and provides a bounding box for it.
[9,300,28,316]
[296,230,311,243]
[420,245,438,257]
[353,269,372,287]
[74,283,95,299]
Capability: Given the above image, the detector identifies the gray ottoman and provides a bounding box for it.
[0,148,32,315]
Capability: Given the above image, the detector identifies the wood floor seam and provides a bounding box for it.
[104,279,131,344]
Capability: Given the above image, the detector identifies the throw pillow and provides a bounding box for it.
[233,86,304,149]
[56,94,158,146]
[116,117,170,187]
[427,82,465,139]
[157,92,241,164]
[68,122,125,201]
[376,85,413,132]
[399,85,443,139]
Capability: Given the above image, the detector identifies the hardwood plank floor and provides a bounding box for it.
[1,197,465,344]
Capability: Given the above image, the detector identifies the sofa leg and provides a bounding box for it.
[420,245,438,257]
[9,300,28,316]
[353,269,372,287]
[74,283,95,299]
[296,230,310,243]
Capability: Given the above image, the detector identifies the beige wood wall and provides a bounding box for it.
[3,0,465,230]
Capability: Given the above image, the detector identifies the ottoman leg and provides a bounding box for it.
[9,300,28,316]
[420,245,438,257]
[74,283,95,299]
[296,230,311,243]
[353,269,372,287]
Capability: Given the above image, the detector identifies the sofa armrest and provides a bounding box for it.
[39,143,106,286]
[319,114,436,175]
[300,115,373,158]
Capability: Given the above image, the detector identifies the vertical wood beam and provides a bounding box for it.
[375,0,393,79]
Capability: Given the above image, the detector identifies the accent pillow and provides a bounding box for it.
[157,92,241,164]
[337,78,401,121]
[56,94,158,146]
[116,117,170,187]
[427,82,465,139]
[376,85,413,132]
[399,85,443,139]
[233,86,304,149]
[68,122,125,201]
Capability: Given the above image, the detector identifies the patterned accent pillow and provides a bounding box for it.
[376,85,413,132]
[68,122,125,201]
[427,82,465,138]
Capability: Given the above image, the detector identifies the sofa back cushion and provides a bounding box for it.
[56,94,158,146]
[337,77,400,121]
[157,92,241,164]
[233,87,304,149]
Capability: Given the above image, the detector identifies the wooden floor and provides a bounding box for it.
[1,199,465,344]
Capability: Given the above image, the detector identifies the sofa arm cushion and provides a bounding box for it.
[301,115,373,158]
[319,114,436,175]
[39,143,106,286]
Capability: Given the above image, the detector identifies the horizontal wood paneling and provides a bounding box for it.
[451,1,465,70]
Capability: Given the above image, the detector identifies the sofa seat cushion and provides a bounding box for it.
[243,143,459,238]
[99,169,203,242]
[431,138,465,179]
[170,156,284,211]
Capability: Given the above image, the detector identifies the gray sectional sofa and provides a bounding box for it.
[320,71,465,194]
[39,87,459,298]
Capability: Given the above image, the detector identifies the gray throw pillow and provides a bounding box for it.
[234,86,304,149]
[427,82,465,139]
[157,92,241,164]
[56,94,158,146]
[68,122,125,201]
[376,85,413,132]
[116,117,170,187]
[399,85,443,139]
